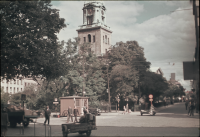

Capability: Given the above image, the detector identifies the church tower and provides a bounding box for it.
[77,1,112,56]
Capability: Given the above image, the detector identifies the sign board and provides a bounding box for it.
[21,94,26,101]
[149,99,153,102]
[149,94,153,99]
[53,102,59,104]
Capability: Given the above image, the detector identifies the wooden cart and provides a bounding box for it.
[61,113,97,137]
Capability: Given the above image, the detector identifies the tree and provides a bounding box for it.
[1,88,10,104]
[1,1,67,80]
[103,41,150,105]
[164,84,185,99]
[140,71,169,102]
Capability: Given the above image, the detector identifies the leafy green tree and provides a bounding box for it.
[102,41,150,105]
[1,88,10,104]
[140,71,169,102]
[77,42,106,105]
[1,1,67,80]
[164,84,185,99]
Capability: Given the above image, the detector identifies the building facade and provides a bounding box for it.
[183,0,199,111]
[1,77,38,94]
[77,1,112,56]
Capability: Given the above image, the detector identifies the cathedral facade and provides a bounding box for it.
[76,1,112,56]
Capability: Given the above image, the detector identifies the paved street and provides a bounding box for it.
[6,102,199,136]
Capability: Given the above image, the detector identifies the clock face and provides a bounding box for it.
[101,10,104,15]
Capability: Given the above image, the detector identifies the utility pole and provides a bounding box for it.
[106,51,111,112]
[82,56,85,97]
[107,65,111,112]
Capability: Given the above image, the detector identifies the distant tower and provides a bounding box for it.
[76,1,112,56]
[170,73,175,81]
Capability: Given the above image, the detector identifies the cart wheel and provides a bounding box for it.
[23,118,29,127]
[140,112,143,116]
[63,132,68,137]
[79,131,83,134]
[86,130,91,136]
[10,121,17,128]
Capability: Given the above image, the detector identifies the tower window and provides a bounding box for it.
[87,16,93,25]
[103,36,104,43]
[105,35,107,44]
[88,34,91,42]
[84,37,86,42]
[93,35,95,43]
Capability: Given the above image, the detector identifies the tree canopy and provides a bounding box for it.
[1,0,67,80]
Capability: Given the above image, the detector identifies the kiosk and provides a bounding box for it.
[60,96,89,116]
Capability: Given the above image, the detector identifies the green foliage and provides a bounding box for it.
[1,88,10,104]
[140,71,169,101]
[102,40,151,103]
[164,84,185,98]
[1,1,67,80]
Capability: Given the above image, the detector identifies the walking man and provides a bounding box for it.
[44,106,51,125]
[73,106,79,123]
[67,106,73,123]
[185,100,189,110]
[190,102,195,116]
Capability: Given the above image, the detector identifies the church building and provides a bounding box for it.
[76,1,112,56]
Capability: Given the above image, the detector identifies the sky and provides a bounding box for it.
[51,1,196,91]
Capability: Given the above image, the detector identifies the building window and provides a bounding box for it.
[6,87,8,93]
[103,36,104,43]
[14,80,16,84]
[10,87,12,92]
[28,83,30,86]
[108,38,109,44]
[84,37,86,42]
[17,80,19,85]
[105,35,107,44]
[17,88,19,92]
[93,35,95,43]
[87,16,93,25]
[14,87,15,93]
[88,34,91,42]
[2,86,4,91]
[21,88,22,91]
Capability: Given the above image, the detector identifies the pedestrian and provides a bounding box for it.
[188,101,191,116]
[122,106,126,114]
[73,106,79,123]
[185,100,189,110]
[163,100,166,107]
[190,102,195,116]
[1,108,9,137]
[126,104,129,113]
[44,106,51,125]
[67,106,73,123]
